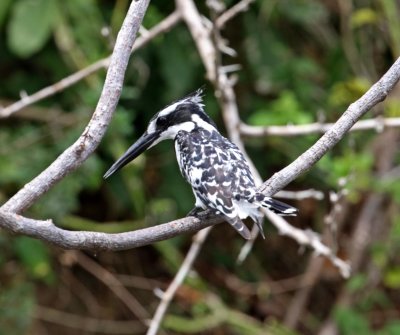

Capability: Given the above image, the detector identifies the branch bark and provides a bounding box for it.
[0,210,221,251]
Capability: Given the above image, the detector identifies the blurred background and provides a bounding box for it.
[0,0,400,334]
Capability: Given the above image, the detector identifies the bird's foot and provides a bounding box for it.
[186,207,203,217]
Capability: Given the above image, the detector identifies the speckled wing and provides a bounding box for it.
[175,128,254,239]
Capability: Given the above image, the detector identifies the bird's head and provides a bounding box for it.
[104,88,216,178]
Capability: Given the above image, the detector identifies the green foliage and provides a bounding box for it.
[31,154,104,220]
[158,30,201,99]
[380,321,400,335]
[335,306,400,335]
[346,273,368,292]
[318,149,374,194]
[13,237,55,284]
[335,307,372,335]
[248,90,313,126]
[0,283,35,335]
[275,0,328,26]
[0,0,12,26]
[329,78,371,108]
[58,0,108,63]
[7,0,58,57]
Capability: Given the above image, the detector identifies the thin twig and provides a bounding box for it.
[35,306,146,334]
[275,189,324,200]
[0,11,181,119]
[240,116,400,137]
[146,227,211,335]
[215,0,255,28]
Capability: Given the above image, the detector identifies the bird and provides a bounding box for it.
[104,88,298,239]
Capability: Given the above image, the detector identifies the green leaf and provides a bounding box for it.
[7,0,58,57]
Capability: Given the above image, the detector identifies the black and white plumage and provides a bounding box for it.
[104,88,297,239]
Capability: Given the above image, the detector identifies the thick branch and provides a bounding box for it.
[0,211,221,251]
[1,0,150,213]
[215,0,255,29]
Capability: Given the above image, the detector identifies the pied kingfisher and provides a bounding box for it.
[104,88,297,239]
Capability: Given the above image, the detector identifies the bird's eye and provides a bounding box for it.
[156,116,168,127]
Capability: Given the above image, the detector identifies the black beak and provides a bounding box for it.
[103,131,159,179]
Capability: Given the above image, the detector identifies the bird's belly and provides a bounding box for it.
[233,199,259,219]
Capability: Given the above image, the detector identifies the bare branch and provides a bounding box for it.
[0,10,181,119]
[215,0,255,29]
[240,116,400,137]
[275,189,325,200]
[176,0,217,82]
[0,210,220,250]
[1,0,150,213]
[35,306,146,334]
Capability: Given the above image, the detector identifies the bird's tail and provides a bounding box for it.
[225,216,252,240]
[255,193,298,216]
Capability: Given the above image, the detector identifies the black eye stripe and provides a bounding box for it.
[156,115,168,126]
